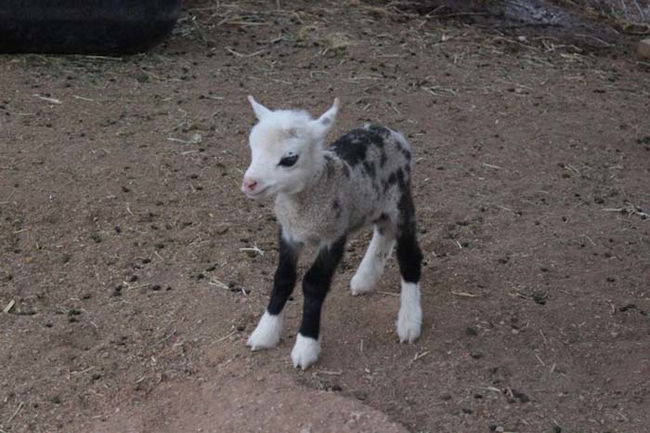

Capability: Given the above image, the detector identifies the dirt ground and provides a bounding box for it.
[1,1,650,432]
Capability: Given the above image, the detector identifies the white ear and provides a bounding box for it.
[248,95,271,120]
[312,97,339,138]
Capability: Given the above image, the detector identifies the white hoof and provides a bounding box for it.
[350,272,377,296]
[397,308,422,343]
[396,281,422,343]
[247,311,283,350]
[291,334,321,370]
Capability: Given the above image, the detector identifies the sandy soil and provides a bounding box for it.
[1,1,649,432]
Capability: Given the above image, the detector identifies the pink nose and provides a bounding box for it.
[242,177,258,193]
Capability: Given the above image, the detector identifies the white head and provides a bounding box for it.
[241,95,340,199]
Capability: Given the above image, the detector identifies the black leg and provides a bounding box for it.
[395,229,422,283]
[247,228,302,350]
[267,228,301,315]
[395,189,423,343]
[396,190,422,283]
[298,237,346,340]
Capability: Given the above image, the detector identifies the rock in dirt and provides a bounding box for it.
[639,39,650,59]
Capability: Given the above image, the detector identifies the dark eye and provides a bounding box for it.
[279,154,299,167]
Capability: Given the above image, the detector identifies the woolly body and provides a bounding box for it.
[276,124,412,247]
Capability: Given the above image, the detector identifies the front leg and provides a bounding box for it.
[291,237,346,369]
[247,228,301,350]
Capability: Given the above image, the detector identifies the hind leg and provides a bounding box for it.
[395,193,423,343]
[350,220,395,296]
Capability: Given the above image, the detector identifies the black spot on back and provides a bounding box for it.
[330,131,368,166]
[331,128,387,166]
[365,124,391,141]
[365,128,388,149]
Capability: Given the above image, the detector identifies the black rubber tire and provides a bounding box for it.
[0,0,181,55]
